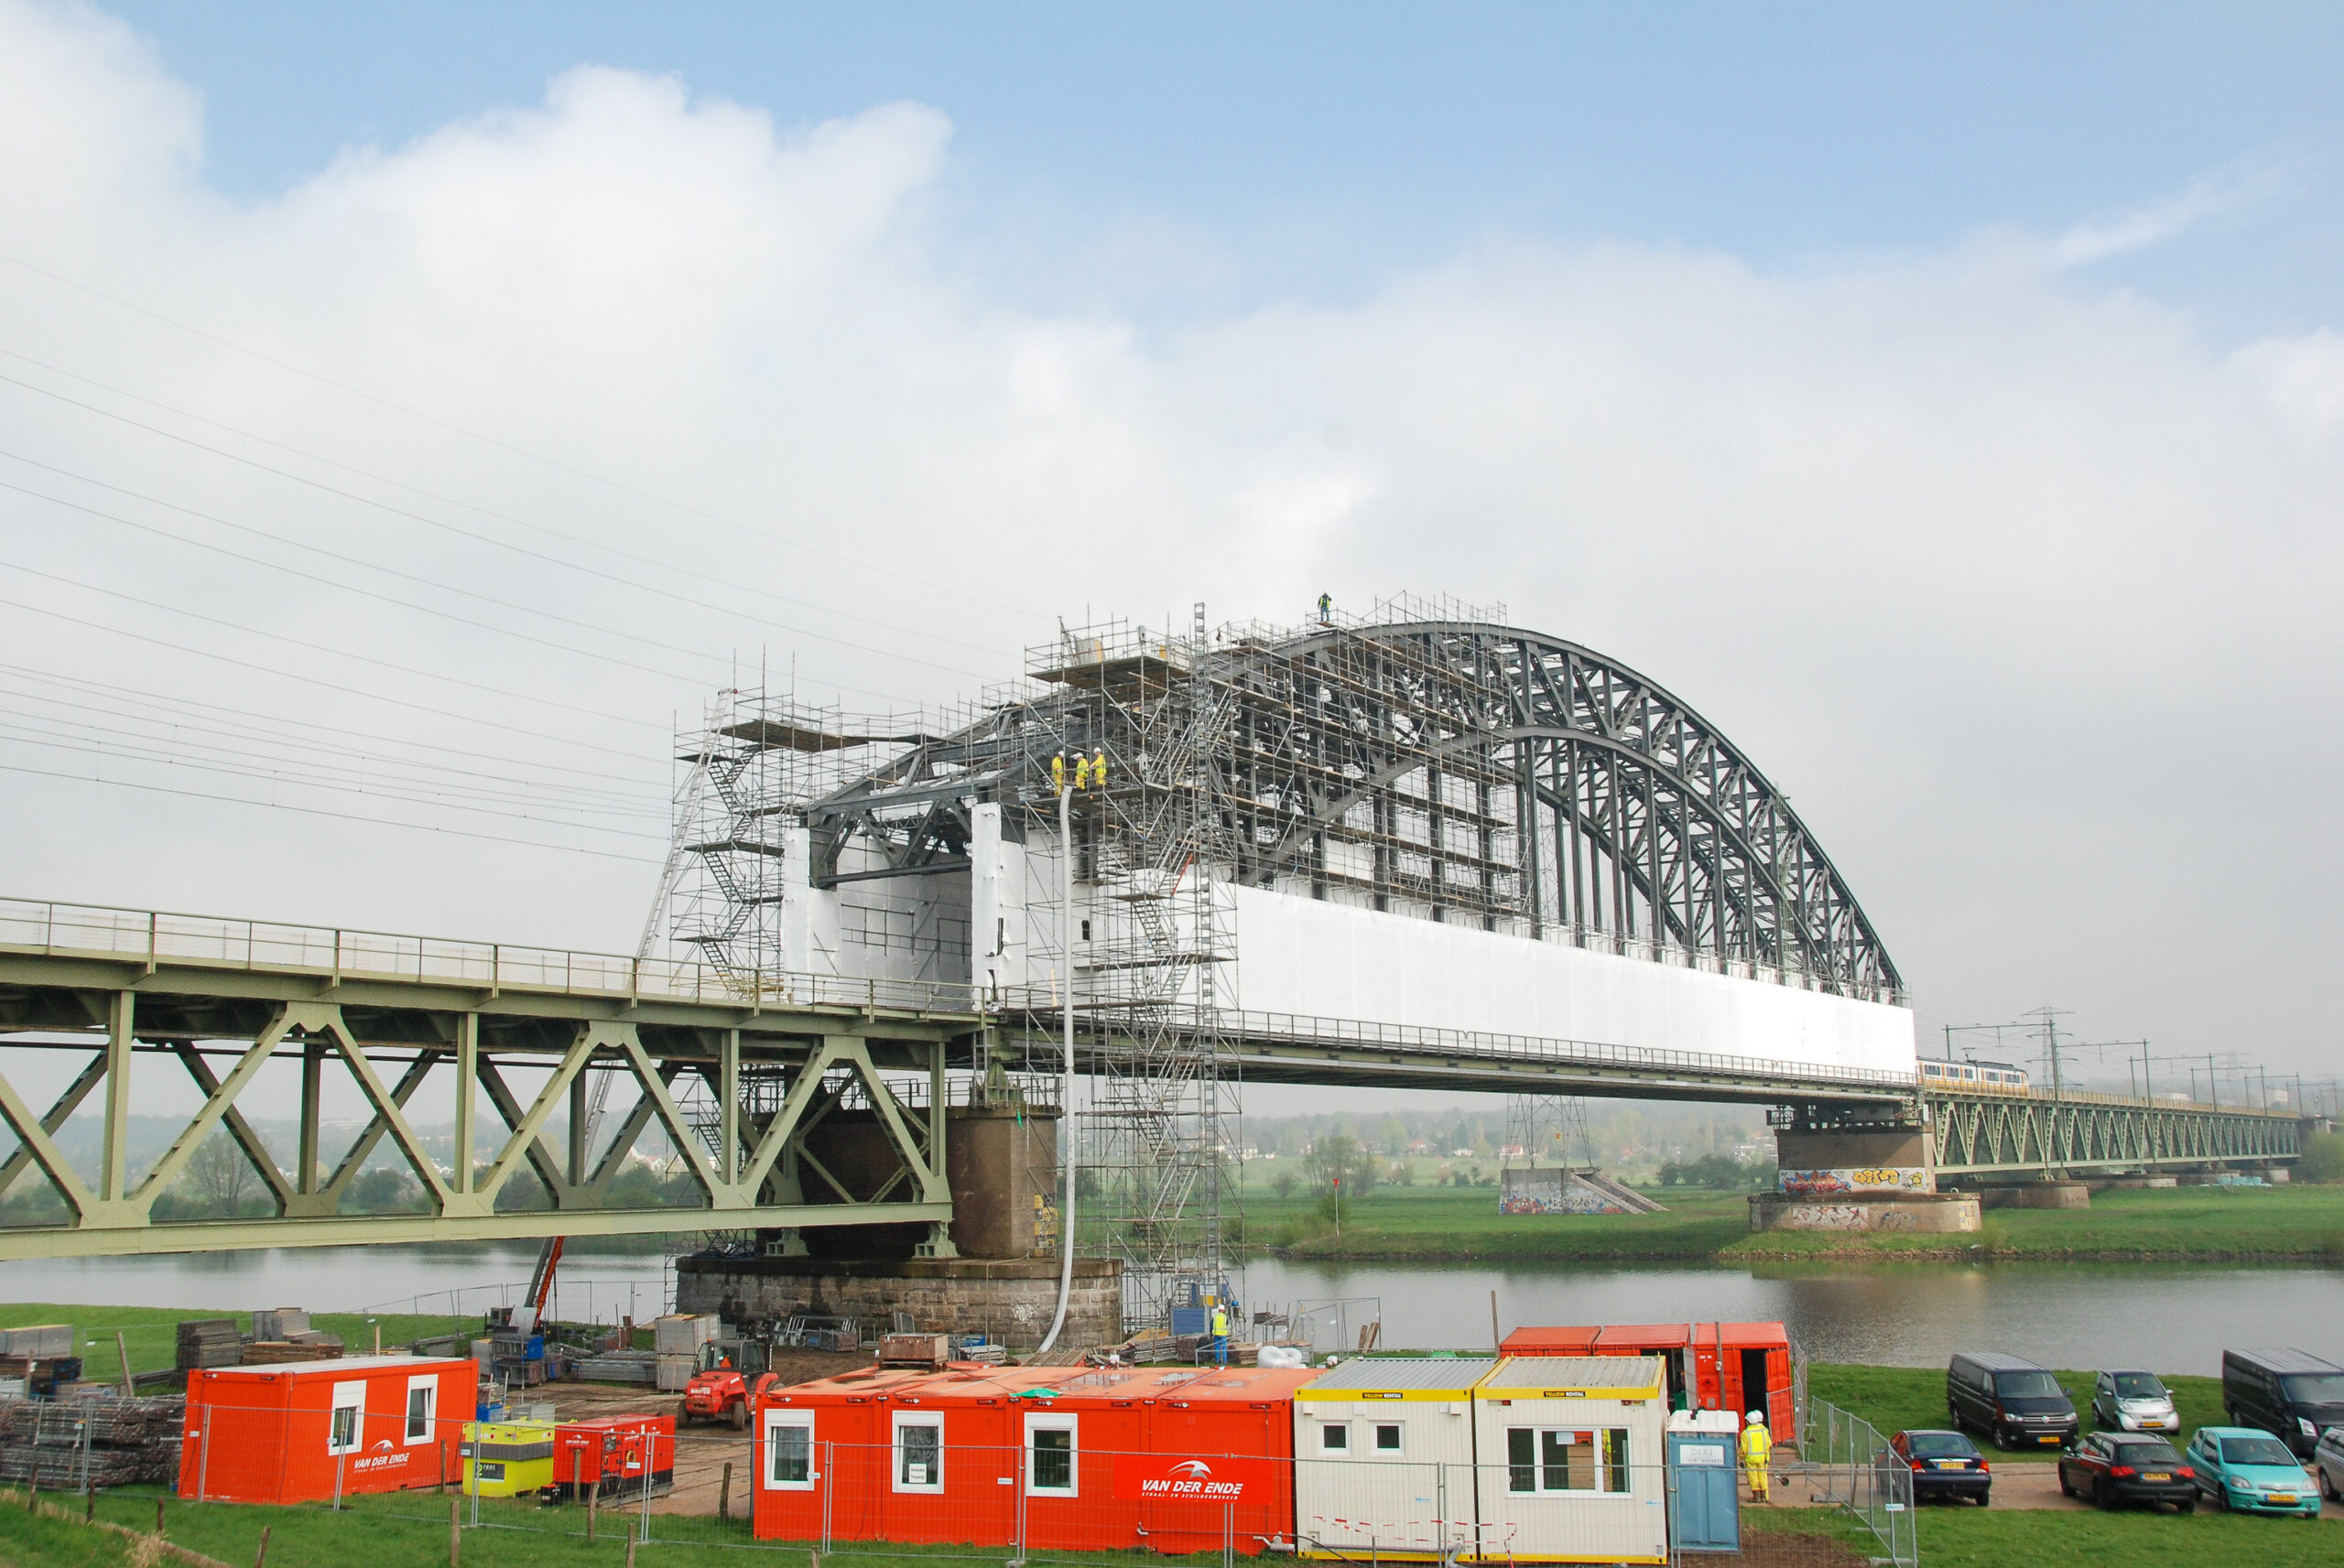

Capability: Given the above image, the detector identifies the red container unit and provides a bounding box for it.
[1139,1366,1319,1554]
[555,1413,678,1500]
[753,1365,959,1543]
[752,1362,1323,1556]
[1498,1323,1795,1433]
[179,1356,477,1504]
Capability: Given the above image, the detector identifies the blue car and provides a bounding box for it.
[2183,1426,2322,1517]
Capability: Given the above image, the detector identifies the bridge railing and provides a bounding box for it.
[0,897,976,1017]
[1000,993,1920,1093]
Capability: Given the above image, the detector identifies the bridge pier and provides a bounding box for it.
[1751,1109,1984,1235]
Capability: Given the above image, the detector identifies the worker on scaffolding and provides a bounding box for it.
[1210,1301,1230,1366]
[1740,1409,1773,1502]
[1317,591,1332,625]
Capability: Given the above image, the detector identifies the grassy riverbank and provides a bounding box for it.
[0,1303,480,1380]
[1240,1179,2344,1263]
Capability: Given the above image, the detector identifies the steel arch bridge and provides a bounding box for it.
[1215,618,1902,1000]
[799,610,1904,1003]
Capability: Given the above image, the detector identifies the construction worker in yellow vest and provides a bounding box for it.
[1210,1303,1230,1365]
[1740,1410,1773,1501]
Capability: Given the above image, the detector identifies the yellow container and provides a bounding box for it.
[461,1419,554,1498]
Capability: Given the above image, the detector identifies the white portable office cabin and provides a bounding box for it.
[1293,1357,1495,1562]
[1470,1356,1668,1566]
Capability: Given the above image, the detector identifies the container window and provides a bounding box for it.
[1374,1423,1402,1454]
[406,1378,436,1444]
[765,1415,814,1488]
[1026,1414,1077,1496]
[1319,1422,1349,1453]
[1510,1428,1632,1495]
[1508,1429,1535,1492]
[895,1414,944,1491]
[328,1380,365,1457]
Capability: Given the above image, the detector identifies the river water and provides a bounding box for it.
[5,1246,2339,1379]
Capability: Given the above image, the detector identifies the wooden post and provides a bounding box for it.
[116,1330,136,1393]
[1489,1291,1501,1352]
[588,1477,599,1541]
[374,1325,383,1357]
[254,1524,271,1567]
[719,1460,732,1522]
[624,1529,637,1568]
[84,1477,94,1523]
[449,1494,461,1566]
[156,1496,167,1536]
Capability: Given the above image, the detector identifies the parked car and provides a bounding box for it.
[2221,1348,2344,1458]
[2056,1432,2196,1512]
[2315,1426,2344,1503]
[2183,1426,2322,1517]
[1946,1352,2079,1451]
[2090,1369,2179,1433]
[1880,1429,1991,1506]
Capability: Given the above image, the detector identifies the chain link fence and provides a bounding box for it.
[1795,1397,1916,1567]
[143,1392,1911,1567]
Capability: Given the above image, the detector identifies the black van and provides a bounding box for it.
[1947,1351,2079,1451]
[2222,1348,2344,1458]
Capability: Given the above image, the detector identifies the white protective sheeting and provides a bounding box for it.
[1229,886,1915,1076]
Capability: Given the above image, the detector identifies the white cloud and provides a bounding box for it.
[2048,157,2292,267]
[0,0,2338,1076]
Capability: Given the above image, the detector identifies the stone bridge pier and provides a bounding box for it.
[1749,1111,1982,1235]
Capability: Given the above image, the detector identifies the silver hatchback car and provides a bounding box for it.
[2317,1426,2344,1502]
[2091,1370,2180,1433]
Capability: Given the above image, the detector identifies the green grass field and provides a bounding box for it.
[0,1303,483,1381]
[3,1484,2328,1568]
[1806,1362,2225,1463]
[1232,1176,2344,1263]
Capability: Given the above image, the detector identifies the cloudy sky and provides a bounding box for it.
[2,1,2339,1090]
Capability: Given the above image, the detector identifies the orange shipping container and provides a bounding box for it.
[179,1356,476,1505]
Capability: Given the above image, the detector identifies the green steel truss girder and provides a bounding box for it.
[1925,1090,2301,1174]
[0,958,977,1261]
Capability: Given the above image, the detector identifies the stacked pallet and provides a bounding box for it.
[240,1341,342,1366]
[574,1350,657,1384]
[0,1326,71,1359]
[251,1309,311,1340]
[175,1319,242,1373]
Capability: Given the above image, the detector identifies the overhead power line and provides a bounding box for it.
[0,758,660,864]
[0,719,662,836]
[0,474,718,687]
[0,252,1042,618]
[0,588,659,762]
[0,346,1012,659]
[0,659,663,793]
[0,373,993,686]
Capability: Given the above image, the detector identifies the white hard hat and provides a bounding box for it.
[1746,1411,1765,1423]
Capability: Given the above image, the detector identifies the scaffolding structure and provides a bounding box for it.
[649,591,1905,1329]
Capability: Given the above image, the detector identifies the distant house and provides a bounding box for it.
[1451,1147,1474,1158]
[1498,1144,1527,1159]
